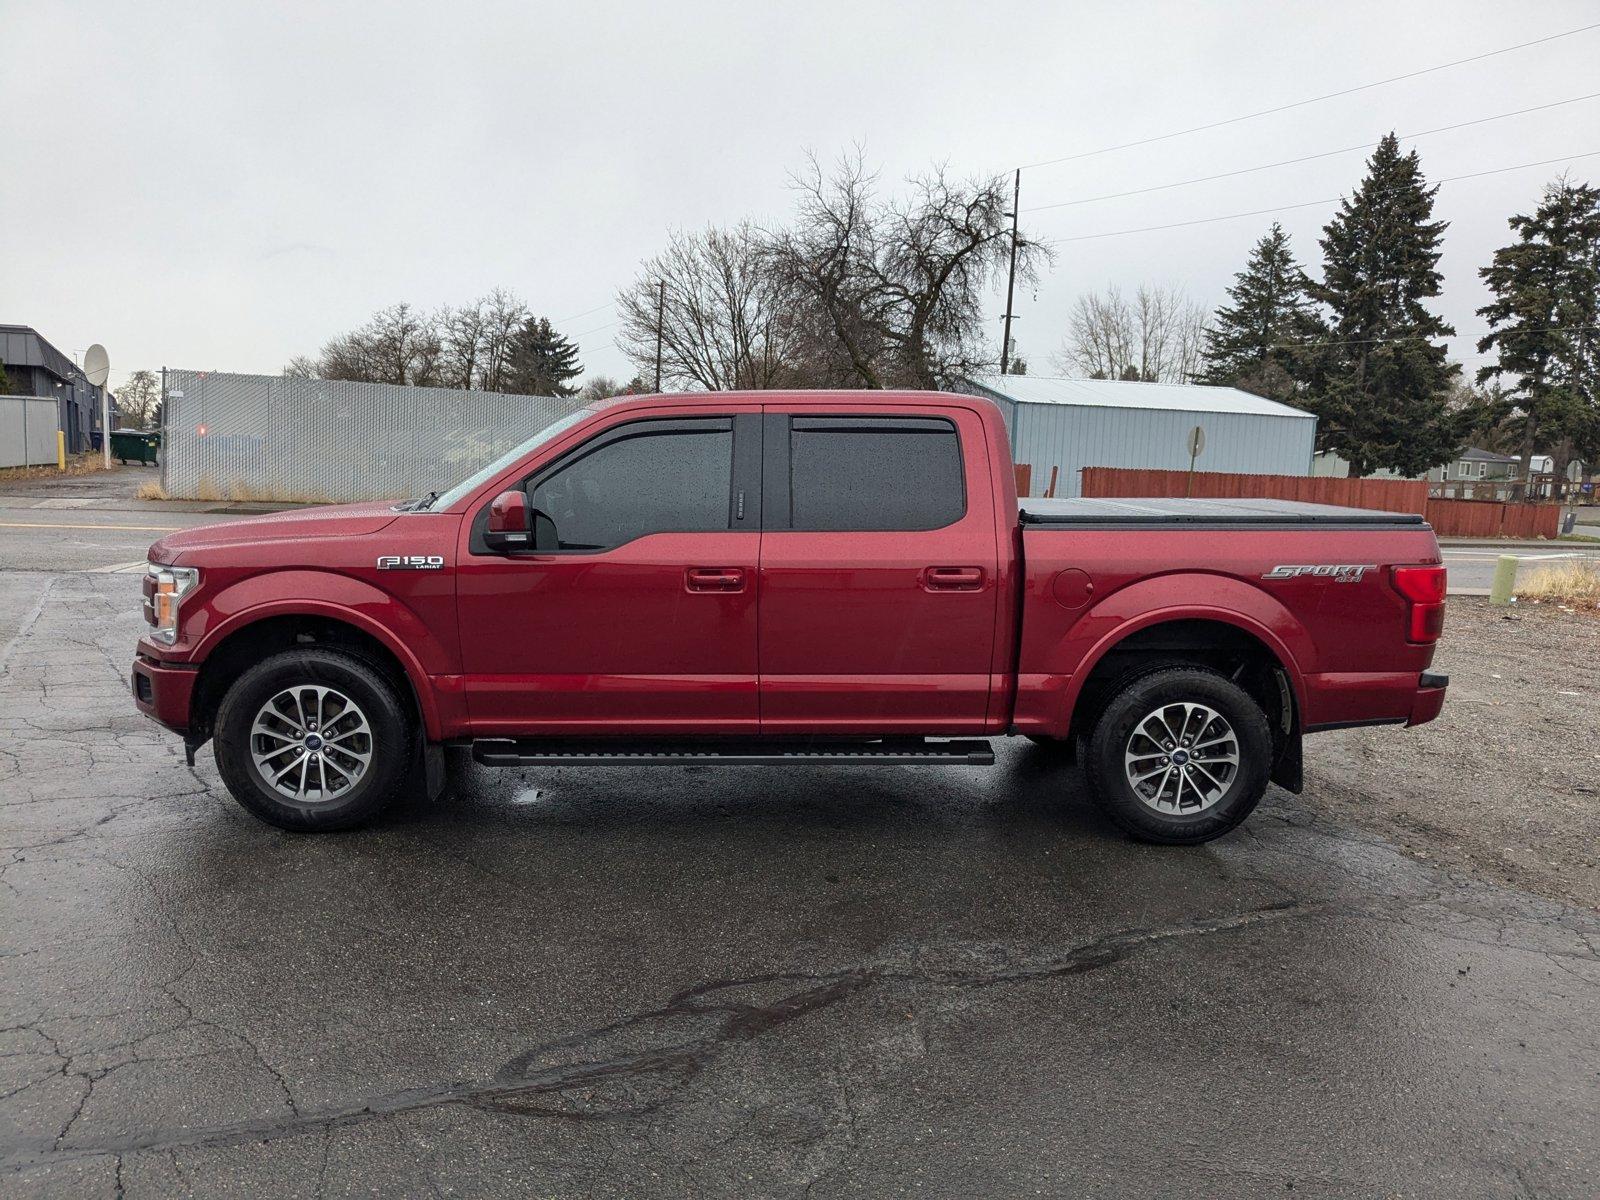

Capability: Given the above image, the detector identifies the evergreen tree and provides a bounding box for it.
[1197,222,1315,401]
[506,317,583,396]
[1301,134,1462,477]
[1476,178,1600,491]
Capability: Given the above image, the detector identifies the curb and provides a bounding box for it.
[1438,541,1595,553]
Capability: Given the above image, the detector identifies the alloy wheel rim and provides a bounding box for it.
[249,685,372,803]
[1123,702,1240,815]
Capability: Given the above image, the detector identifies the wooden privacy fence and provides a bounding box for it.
[1079,467,1561,540]
[1421,497,1561,539]
[1080,467,1428,512]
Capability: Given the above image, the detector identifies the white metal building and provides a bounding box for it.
[958,374,1318,497]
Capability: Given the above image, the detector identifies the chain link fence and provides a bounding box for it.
[160,370,585,504]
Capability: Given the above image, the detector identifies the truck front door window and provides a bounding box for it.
[530,424,733,550]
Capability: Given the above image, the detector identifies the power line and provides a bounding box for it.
[568,318,621,340]
[1028,92,1600,212]
[556,301,614,324]
[1271,325,1600,351]
[1017,21,1600,171]
[1038,149,1600,242]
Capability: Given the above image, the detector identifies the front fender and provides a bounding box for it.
[1017,572,1313,735]
[176,570,451,739]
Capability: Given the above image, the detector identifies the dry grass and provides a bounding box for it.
[1519,561,1600,610]
[0,452,110,482]
[135,480,170,501]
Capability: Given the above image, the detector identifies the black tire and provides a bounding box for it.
[213,647,412,832]
[1083,666,1272,845]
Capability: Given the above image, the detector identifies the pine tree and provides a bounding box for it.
[1301,134,1462,477]
[506,317,583,396]
[1476,178,1600,491]
[1197,222,1315,401]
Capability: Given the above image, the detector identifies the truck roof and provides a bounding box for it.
[1020,497,1428,529]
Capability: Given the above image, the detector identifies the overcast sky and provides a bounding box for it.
[6,1,1599,392]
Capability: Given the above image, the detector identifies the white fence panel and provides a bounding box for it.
[0,397,60,469]
[161,370,586,504]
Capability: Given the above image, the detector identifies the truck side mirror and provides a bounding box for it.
[484,489,530,552]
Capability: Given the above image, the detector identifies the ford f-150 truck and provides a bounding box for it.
[133,390,1448,842]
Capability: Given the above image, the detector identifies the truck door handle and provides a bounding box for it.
[922,566,984,592]
[686,567,746,593]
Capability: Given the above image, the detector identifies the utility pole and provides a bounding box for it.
[999,169,1021,376]
[653,279,665,393]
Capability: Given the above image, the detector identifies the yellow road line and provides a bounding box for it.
[0,520,184,532]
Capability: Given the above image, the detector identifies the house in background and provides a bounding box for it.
[1312,443,1589,501]
[957,374,1317,498]
[0,324,110,454]
[1428,447,1521,483]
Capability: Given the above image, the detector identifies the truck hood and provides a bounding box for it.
[149,501,403,561]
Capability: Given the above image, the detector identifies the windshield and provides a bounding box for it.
[425,407,594,510]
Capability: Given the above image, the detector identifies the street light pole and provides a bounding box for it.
[999,169,1021,376]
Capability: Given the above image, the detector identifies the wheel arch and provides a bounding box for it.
[1061,606,1307,793]
[188,609,437,746]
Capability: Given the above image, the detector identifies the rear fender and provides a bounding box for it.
[1030,573,1314,737]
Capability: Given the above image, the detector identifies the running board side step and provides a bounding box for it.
[470,738,996,767]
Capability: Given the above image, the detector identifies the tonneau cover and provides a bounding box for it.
[1020,497,1428,528]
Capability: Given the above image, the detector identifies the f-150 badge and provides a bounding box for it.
[1263,564,1374,582]
[377,555,444,570]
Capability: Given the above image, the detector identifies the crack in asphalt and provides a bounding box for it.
[1,901,1310,1171]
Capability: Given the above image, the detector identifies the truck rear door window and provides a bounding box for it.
[787,417,964,531]
[530,421,733,550]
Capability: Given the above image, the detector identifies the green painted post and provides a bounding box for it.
[1489,555,1518,606]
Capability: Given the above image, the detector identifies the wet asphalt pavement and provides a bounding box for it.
[2,571,1598,1198]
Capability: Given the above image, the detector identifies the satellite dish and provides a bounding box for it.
[84,344,111,387]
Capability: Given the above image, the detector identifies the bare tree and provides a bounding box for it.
[1054,284,1208,382]
[315,302,443,386]
[115,369,162,427]
[576,373,645,403]
[617,223,801,391]
[296,291,533,391]
[767,150,1051,388]
[437,299,488,390]
[476,289,528,393]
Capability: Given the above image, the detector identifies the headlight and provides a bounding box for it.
[142,564,199,644]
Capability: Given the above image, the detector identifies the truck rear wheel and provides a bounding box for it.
[1084,666,1272,845]
[213,647,411,832]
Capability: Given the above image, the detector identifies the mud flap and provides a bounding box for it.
[1270,727,1303,794]
[424,741,446,801]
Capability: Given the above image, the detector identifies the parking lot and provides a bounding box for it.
[2,514,1598,1197]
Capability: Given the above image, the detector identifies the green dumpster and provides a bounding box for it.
[110,430,161,466]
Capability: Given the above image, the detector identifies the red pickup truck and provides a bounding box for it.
[133,390,1448,843]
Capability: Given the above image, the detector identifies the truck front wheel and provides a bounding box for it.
[1084,666,1272,845]
[213,648,412,832]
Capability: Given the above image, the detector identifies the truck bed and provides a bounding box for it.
[1020,497,1428,530]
